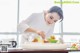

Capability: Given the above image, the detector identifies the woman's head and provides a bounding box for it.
[44,6,63,25]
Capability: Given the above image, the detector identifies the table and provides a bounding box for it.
[0,49,80,53]
[0,49,68,53]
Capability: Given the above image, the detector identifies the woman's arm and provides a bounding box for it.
[25,27,45,39]
[24,27,37,33]
[18,13,35,33]
[18,13,45,39]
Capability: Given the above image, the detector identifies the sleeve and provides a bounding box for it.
[18,13,35,33]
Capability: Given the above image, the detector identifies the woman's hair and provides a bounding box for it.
[49,6,63,21]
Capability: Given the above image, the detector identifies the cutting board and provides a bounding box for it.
[21,42,67,50]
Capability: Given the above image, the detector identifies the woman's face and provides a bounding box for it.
[45,12,60,25]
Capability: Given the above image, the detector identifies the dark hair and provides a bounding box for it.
[49,6,63,22]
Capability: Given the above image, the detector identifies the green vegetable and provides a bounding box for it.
[48,39,57,43]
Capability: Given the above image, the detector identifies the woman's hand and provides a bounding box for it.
[25,27,45,39]
[36,31,45,39]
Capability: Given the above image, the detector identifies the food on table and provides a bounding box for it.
[32,35,58,43]
[48,39,57,43]
[70,43,78,50]
[43,39,49,43]
[72,43,76,46]
[50,35,55,39]
[48,35,57,43]
[32,38,38,42]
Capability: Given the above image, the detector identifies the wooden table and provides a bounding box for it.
[0,49,68,53]
[1,49,80,53]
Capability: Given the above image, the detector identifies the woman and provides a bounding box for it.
[18,6,63,44]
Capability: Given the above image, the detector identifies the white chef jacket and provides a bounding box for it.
[18,12,55,44]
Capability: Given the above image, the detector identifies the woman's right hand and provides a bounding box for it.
[36,31,45,39]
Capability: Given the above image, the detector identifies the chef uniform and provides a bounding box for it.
[18,12,55,45]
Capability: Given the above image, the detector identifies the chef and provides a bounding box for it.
[18,6,63,44]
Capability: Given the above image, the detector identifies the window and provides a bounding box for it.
[0,0,17,32]
[63,35,80,43]
[63,4,80,33]
[0,0,18,47]
[0,35,17,41]
[62,0,80,43]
